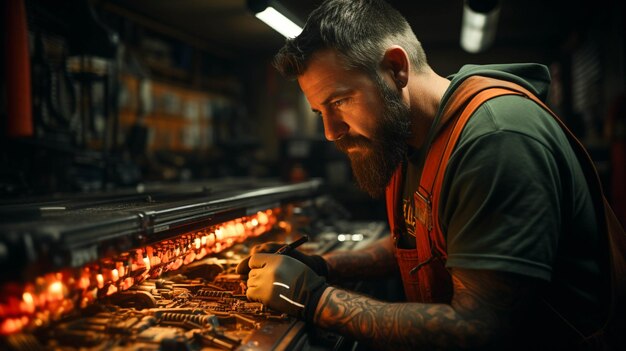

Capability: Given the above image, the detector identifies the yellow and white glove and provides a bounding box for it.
[236,242,329,278]
[244,253,328,321]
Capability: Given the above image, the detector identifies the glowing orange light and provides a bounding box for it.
[106,285,118,296]
[111,269,119,282]
[1,317,28,335]
[236,222,245,236]
[183,251,196,265]
[225,222,235,238]
[48,282,64,301]
[197,248,207,260]
[22,292,35,314]
[172,258,183,271]
[78,275,90,290]
[117,263,126,278]
[258,211,269,225]
[0,206,286,335]
[120,277,134,291]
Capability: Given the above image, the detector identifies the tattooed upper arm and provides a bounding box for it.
[314,268,542,350]
[449,268,542,347]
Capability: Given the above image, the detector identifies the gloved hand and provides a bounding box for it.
[236,242,329,278]
[245,253,328,321]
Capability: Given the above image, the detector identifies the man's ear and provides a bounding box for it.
[381,46,410,89]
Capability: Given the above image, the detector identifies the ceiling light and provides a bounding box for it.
[460,0,500,53]
[247,0,303,38]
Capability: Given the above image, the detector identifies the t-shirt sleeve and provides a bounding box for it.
[441,104,562,282]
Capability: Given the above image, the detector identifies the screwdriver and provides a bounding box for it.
[274,235,309,255]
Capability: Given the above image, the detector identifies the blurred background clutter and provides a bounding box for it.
[1,0,624,222]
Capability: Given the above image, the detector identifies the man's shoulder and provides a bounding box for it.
[458,94,567,152]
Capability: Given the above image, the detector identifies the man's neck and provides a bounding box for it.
[406,68,450,149]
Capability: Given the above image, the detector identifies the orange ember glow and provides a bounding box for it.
[0,208,281,335]
[111,269,119,282]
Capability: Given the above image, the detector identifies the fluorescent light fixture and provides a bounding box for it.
[248,0,303,38]
[460,0,500,53]
[255,6,302,38]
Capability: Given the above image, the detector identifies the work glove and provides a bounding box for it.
[245,253,328,321]
[236,242,329,278]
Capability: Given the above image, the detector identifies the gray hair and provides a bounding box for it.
[273,0,428,79]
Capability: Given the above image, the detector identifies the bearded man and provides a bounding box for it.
[237,1,625,350]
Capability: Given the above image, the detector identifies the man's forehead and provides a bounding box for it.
[297,52,338,95]
[297,49,361,97]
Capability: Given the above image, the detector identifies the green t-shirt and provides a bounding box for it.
[400,93,603,333]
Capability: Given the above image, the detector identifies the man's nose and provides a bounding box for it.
[322,114,348,141]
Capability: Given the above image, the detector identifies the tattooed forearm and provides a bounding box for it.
[314,268,539,350]
[314,288,485,350]
[323,237,396,281]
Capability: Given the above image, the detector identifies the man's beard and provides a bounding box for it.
[334,75,411,198]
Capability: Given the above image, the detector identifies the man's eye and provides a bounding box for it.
[331,98,348,108]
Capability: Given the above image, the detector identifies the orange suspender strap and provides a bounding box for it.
[386,165,404,241]
[387,75,505,246]
[385,77,482,248]
[415,82,522,268]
